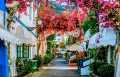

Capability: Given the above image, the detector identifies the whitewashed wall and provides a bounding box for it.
[8,1,38,76]
[9,44,17,76]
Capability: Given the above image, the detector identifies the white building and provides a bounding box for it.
[5,1,38,76]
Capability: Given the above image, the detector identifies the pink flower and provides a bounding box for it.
[97,0,103,4]
[97,40,100,44]
[96,26,98,28]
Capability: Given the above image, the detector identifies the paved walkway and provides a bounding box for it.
[39,58,89,77]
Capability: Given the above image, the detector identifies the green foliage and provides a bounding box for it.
[33,55,42,68]
[71,35,76,44]
[46,49,51,54]
[90,47,107,62]
[79,12,99,36]
[16,58,33,76]
[43,53,55,64]
[89,47,98,61]
[47,42,55,50]
[89,62,108,75]
[98,64,114,77]
[89,62,101,74]
[47,34,56,41]
[97,46,107,62]
[70,58,78,63]
[67,35,76,44]
[116,15,120,21]
[82,51,89,58]
[47,42,55,54]
[59,42,66,48]
[65,53,67,59]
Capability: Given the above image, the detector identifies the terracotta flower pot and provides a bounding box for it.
[69,63,78,66]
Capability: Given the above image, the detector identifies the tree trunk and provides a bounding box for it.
[37,34,41,55]
[37,41,41,55]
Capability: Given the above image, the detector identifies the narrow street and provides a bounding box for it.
[39,58,79,77]
[39,58,89,77]
[0,0,119,77]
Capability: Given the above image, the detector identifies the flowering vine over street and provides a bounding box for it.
[0,0,120,77]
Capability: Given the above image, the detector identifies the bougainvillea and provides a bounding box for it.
[6,0,47,19]
[6,0,120,44]
[37,6,87,35]
[64,0,119,28]
[56,0,119,43]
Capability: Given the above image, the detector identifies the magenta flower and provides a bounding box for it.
[96,26,98,28]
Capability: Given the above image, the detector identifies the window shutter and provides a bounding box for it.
[17,46,21,58]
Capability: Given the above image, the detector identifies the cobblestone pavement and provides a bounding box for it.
[39,58,90,77]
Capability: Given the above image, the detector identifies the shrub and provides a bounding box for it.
[43,55,50,64]
[51,53,55,59]
[89,62,101,75]
[16,58,33,76]
[33,55,42,68]
[43,54,55,64]
[98,64,114,77]
[46,49,51,54]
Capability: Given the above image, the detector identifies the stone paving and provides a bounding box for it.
[38,58,90,77]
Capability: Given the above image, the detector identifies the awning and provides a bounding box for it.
[84,29,90,41]
[15,25,32,45]
[88,33,98,48]
[96,28,116,46]
[0,27,21,44]
[78,41,86,52]
[67,43,79,51]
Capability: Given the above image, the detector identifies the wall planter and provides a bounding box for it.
[69,63,78,66]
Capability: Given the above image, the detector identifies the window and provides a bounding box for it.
[22,44,29,58]
[17,46,21,58]
[17,44,29,58]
